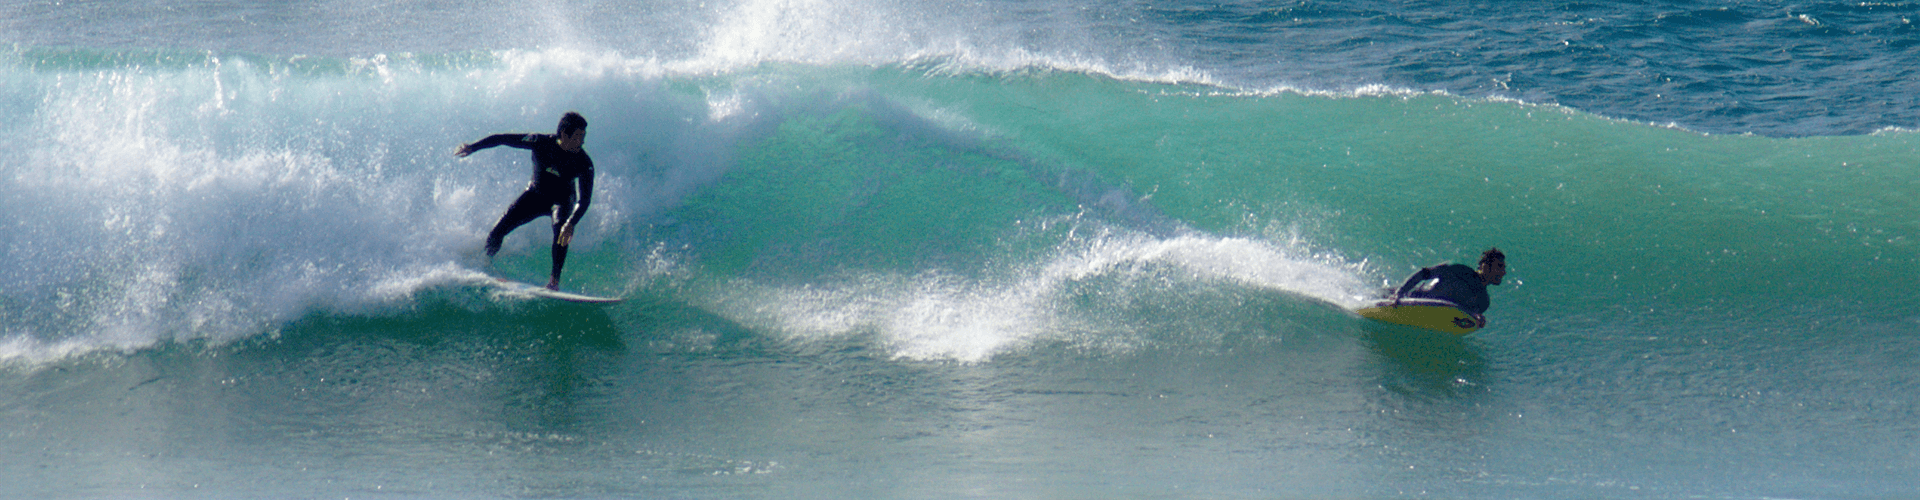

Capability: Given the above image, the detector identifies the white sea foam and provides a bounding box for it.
[0,49,704,363]
[716,225,1371,363]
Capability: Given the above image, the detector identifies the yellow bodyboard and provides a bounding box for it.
[1356,298,1484,336]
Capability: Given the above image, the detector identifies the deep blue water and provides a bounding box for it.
[7,0,1918,136]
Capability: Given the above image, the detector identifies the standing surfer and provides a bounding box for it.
[1389,248,1507,320]
[454,112,594,290]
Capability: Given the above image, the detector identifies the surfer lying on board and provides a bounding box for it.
[454,112,594,290]
[1389,248,1507,323]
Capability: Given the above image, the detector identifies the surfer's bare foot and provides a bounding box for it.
[545,278,560,290]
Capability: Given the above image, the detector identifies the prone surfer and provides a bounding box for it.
[454,112,594,290]
[1389,248,1507,323]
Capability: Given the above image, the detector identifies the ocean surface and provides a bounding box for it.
[2,0,1917,498]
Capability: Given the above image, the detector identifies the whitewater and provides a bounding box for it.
[2,0,1917,498]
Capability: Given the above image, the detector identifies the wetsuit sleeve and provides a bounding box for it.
[464,133,542,152]
[1393,266,1436,298]
[565,156,594,227]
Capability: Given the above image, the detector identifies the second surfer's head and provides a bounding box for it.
[1479,247,1507,285]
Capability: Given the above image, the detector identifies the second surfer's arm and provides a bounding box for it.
[1392,267,1435,301]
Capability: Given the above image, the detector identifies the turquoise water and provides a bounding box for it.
[4,1,1920,497]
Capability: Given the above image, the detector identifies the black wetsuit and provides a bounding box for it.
[466,133,594,283]
[1392,263,1490,315]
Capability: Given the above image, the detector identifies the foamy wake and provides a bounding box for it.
[714,230,1372,362]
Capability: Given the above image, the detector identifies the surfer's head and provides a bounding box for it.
[557,111,588,152]
[1479,247,1506,285]
[557,111,588,136]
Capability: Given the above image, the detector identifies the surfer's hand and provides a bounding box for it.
[454,144,473,158]
[556,224,575,246]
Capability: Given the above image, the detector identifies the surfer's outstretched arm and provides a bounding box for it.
[454,133,540,157]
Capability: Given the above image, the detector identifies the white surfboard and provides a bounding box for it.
[488,278,623,304]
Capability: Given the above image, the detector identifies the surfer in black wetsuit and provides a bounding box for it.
[1390,248,1507,318]
[454,112,594,290]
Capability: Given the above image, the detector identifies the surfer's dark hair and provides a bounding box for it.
[557,112,588,136]
[1480,247,1505,266]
